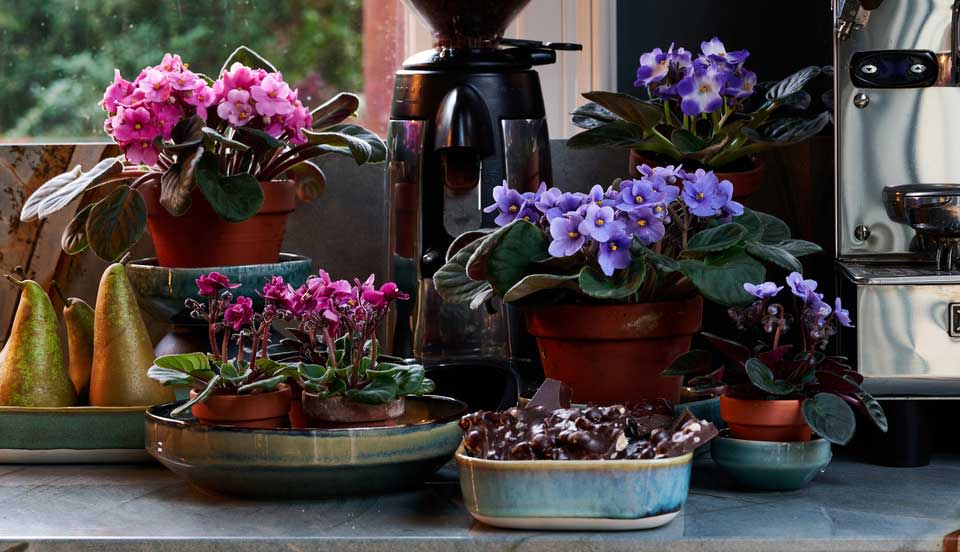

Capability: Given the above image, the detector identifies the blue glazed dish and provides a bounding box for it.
[457,446,693,530]
[710,436,832,491]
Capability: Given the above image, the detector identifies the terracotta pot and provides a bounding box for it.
[628,150,765,203]
[720,395,813,442]
[524,295,703,405]
[140,179,296,268]
[189,384,292,429]
[301,393,406,424]
[288,386,308,429]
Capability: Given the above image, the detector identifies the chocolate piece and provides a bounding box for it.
[526,378,573,411]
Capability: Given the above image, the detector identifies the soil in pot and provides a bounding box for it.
[189,384,292,429]
[628,150,764,203]
[140,179,296,268]
[719,395,813,442]
[301,393,405,424]
[524,295,703,405]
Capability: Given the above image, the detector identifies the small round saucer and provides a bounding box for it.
[710,435,832,491]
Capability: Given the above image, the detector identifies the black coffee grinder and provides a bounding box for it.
[385,0,579,409]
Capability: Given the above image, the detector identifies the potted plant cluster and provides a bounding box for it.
[19,47,385,268]
[433,164,820,404]
[148,270,434,427]
[568,37,831,200]
[667,273,887,445]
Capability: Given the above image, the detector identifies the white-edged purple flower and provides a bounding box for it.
[535,186,563,214]
[700,37,750,66]
[834,297,854,328]
[516,203,540,224]
[587,184,608,206]
[548,214,586,257]
[484,180,528,226]
[638,163,686,186]
[598,230,632,276]
[722,69,757,100]
[625,205,666,245]
[786,272,818,300]
[715,178,744,217]
[681,170,722,217]
[579,203,617,242]
[634,47,670,87]
[545,192,587,221]
[744,281,783,299]
[805,289,832,321]
[619,178,662,209]
[677,67,724,116]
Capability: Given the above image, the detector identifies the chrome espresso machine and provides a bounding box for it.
[835,0,960,465]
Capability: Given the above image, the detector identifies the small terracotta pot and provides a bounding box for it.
[524,295,703,405]
[189,384,292,429]
[720,395,813,442]
[301,393,406,424]
[288,386,308,429]
[628,150,765,203]
[140,179,296,268]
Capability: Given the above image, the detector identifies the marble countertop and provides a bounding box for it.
[0,454,957,551]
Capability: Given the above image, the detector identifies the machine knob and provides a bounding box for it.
[853,93,870,108]
[422,249,442,268]
[854,225,872,242]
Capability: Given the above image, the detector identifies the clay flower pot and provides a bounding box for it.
[628,150,765,203]
[523,295,703,405]
[301,393,406,424]
[189,383,292,429]
[719,395,813,442]
[140,179,296,268]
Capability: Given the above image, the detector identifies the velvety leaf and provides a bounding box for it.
[743,112,831,145]
[775,239,823,257]
[201,127,249,151]
[311,93,360,129]
[570,101,621,129]
[61,203,93,255]
[392,364,429,396]
[857,391,888,433]
[146,366,196,387]
[446,228,494,262]
[195,152,264,222]
[474,221,549,296]
[633,241,680,273]
[703,332,753,367]
[745,242,802,273]
[324,124,387,164]
[85,186,147,261]
[236,127,286,150]
[766,66,821,101]
[816,370,863,395]
[663,349,713,377]
[754,211,791,244]
[433,235,493,305]
[218,361,252,385]
[20,165,82,221]
[802,392,856,445]
[171,374,222,417]
[22,157,125,221]
[734,209,764,241]
[686,223,747,253]
[237,374,286,394]
[152,352,211,376]
[219,46,276,76]
[745,358,797,395]
[671,128,707,154]
[303,128,372,164]
[567,121,648,149]
[166,116,204,151]
[679,248,764,306]
[298,362,329,381]
[503,273,579,302]
[283,159,326,202]
[778,90,812,111]
[254,358,294,378]
[465,224,513,281]
[581,91,662,128]
[578,258,647,300]
[469,287,495,311]
[345,374,399,405]
[159,146,203,216]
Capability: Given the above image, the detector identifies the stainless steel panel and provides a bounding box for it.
[836,0,958,256]
[501,119,552,188]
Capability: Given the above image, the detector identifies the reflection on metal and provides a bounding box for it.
[502,119,552,189]
[853,92,870,108]
[882,184,960,269]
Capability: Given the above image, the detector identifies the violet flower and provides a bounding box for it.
[484,181,528,226]
[217,89,255,127]
[834,297,854,328]
[744,281,783,299]
[137,68,171,103]
[535,186,562,214]
[579,203,618,242]
[677,67,724,116]
[681,170,722,217]
[722,69,757,100]
[786,272,818,300]
[223,296,254,331]
[700,37,750,66]
[619,179,662,209]
[196,272,241,297]
[598,230,632,276]
[545,192,587,221]
[625,205,666,246]
[251,73,294,117]
[548,214,586,257]
[634,47,670,87]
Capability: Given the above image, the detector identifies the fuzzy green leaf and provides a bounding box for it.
[311,93,360,129]
[85,186,147,261]
[745,358,798,395]
[21,157,125,221]
[678,248,764,306]
[219,46,276,76]
[433,234,494,306]
[686,223,747,253]
[745,242,803,273]
[61,203,93,255]
[578,258,647,300]
[171,375,222,417]
[237,374,286,394]
[476,221,549,296]
[581,91,662,128]
[803,393,856,445]
[345,374,399,405]
[663,349,714,377]
[503,273,579,302]
[195,152,263,222]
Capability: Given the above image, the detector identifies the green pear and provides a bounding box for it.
[0,276,76,406]
[53,283,95,403]
[89,263,174,406]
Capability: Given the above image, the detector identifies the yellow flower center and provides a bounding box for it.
[134,123,141,130]
[696,192,705,200]
[610,244,618,251]
[637,219,647,227]
[509,204,519,213]
[699,84,710,93]
[238,111,248,120]
[269,91,277,98]
[567,231,578,239]
[140,142,148,149]
[153,82,162,90]
[635,195,643,203]
[596,218,605,226]
[655,205,664,213]
[523,215,531,221]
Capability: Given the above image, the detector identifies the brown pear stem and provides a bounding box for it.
[118,252,132,265]
[50,280,69,306]
[3,274,24,288]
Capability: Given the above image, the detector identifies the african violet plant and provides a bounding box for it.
[148,270,434,416]
[433,164,821,308]
[19,46,385,261]
[568,37,831,170]
[665,273,887,445]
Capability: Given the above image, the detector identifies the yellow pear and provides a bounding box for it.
[0,276,76,406]
[53,283,95,403]
[89,263,174,406]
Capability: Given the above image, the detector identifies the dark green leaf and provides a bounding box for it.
[745,358,798,395]
[803,393,856,445]
[570,101,622,129]
[147,366,196,387]
[153,352,211,376]
[85,186,147,261]
[218,361,252,385]
[743,112,831,145]
[195,152,264,222]
[578,258,647,300]
[663,349,714,376]
[754,211,791,244]
[776,239,822,257]
[734,209,764,241]
[503,273,579,302]
[633,240,680,273]
[858,392,888,433]
[61,203,93,255]
[479,221,550,296]
[201,127,249,151]
[766,66,821,101]
[236,127,286,150]
[254,358,294,378]
[464,224,514,281]
[303,129,371,164]
[392,364,429,396]
[283,160,326,202]
[168,116,204,150]
[433,234,494,305]
[219,46,276,76]
[171,374,221,417]
[298,362,329,381]
[237,375,286,394]
[324,124,387,164]
[311,93,360,129]
[778,90,812,111]
[345,374,399,405]
[671,128,707,154]
[745,242,803,273]
[678,248,765,306]
[686,223,747,253]
[22,157,125,221]
[159,146,203,216]
[581,91,662,128]
[446,228,495,262]
[567,121,649,150]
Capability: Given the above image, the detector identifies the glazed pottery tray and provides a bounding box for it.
[0,406,151,463]
[145,395,467,498]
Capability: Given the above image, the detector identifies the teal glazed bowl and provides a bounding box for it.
[711,436,832,491]
[145,395,467,498]
[457,447,693,530]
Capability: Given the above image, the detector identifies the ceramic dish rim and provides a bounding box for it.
[146,394,468,434]
[713,435,832,449]
[0,405,149,414]
[455,443,693,471]
[128,253,311,272]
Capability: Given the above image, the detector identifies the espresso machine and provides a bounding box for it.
[384,0,579,408]
[835,0,960,465]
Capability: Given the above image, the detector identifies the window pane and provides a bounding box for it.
[0,0,363,142]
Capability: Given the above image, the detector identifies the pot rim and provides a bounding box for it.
[455,443,692,470]
[525,293,702,312]
[630,149,765,175]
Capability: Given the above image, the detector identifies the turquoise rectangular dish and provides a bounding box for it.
[456,444,693,531]
[0,406,151,463]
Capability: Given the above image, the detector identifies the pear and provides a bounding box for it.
[0,276,76,406]
[89,262,174,406]
[52,283,95,403]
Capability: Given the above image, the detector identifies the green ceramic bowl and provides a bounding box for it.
[710,436,832,491]
[0,406,151,463]
[145,395,467,498]
[457,447,693,531]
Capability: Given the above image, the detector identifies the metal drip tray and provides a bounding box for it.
[882,184,960,269]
